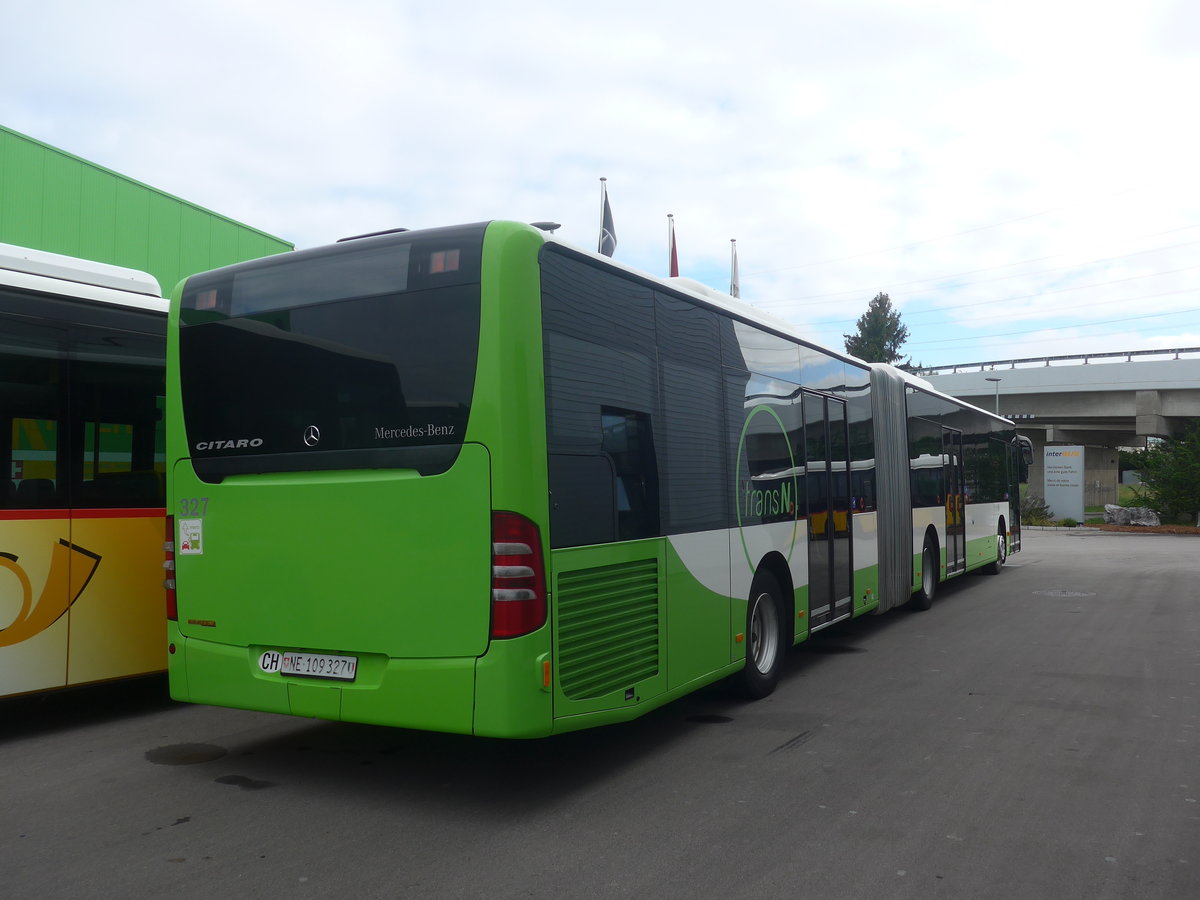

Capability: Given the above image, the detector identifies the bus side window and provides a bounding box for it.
[601,408,659,541]
[547,453,618,547]
[1,311,67,510]
[72,356,166,509]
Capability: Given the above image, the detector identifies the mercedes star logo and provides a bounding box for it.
[303,425,321,447]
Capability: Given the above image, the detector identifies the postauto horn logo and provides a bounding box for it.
[0,541,100,647]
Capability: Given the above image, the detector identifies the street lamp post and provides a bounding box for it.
[985,377,1001,415]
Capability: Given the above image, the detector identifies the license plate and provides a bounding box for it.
[279,651,358,681]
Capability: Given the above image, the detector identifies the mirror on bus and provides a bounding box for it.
[1017,434,1034,483]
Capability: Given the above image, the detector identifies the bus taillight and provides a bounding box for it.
[491,512,546,639]
[164,516,177,621]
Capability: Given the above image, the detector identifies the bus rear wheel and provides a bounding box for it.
[736,571,784,699]
[911,541,938,611]
[984,527,1007,575]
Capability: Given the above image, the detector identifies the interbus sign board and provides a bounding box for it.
[1044,445,1085,521]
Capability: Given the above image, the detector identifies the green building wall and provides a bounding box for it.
[0,125,292,293]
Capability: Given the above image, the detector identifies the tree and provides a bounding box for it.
[1128,420,1200,524]
[843,292,911,365]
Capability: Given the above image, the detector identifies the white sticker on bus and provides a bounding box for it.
[179,518,204,555]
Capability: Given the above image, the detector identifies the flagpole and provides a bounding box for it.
[730,238,740,298]
[667,213,679,278]
[667,213,672,276]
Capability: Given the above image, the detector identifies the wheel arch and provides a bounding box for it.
[753,550,795,646]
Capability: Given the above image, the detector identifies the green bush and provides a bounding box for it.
[1021,493,1053,526]
[1126,421,1200,521]
[1059,517,1079,528]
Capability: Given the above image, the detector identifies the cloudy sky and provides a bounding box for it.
[3,0,1198,368]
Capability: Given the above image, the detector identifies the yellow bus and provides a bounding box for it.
[1,242,167,698]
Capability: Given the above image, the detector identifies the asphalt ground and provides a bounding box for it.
[1,529,1197,899]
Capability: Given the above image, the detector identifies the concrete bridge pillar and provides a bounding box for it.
[1136,390,1170,438]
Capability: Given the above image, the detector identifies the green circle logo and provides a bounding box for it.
[734,405,800,573]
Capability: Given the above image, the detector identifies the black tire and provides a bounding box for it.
[910,540,938,611]
[984,527,1007,575]
[735,571,785,699]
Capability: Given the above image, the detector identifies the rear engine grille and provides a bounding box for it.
[557,559,660,700]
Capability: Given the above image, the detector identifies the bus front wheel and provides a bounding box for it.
[736,571,785,699]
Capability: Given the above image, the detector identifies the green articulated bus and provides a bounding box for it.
[165,221,1028,737]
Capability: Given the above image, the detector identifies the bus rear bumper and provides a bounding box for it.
[167,625,478,735]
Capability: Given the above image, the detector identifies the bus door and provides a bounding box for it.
[805,392,853,630]
[942,426,965,576]
[1010,436,1031,552]
[1,315,71,695]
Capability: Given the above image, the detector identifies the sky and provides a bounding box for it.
[3,0,1198,369]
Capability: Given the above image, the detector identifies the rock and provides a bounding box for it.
[1104,504,1160,526]
[1127,507,1160,527]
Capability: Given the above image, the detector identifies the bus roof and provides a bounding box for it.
[1,241,161,296]
[541,230,872,373]
[0,241,167,313]
[876,362,1014,428]
[540,226,1014,430]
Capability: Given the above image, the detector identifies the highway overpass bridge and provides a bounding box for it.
[921,348,1200,510]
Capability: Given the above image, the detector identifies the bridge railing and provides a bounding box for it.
[917,347,1200,376]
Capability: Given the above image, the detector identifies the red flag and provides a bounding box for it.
[668,214,679,277]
